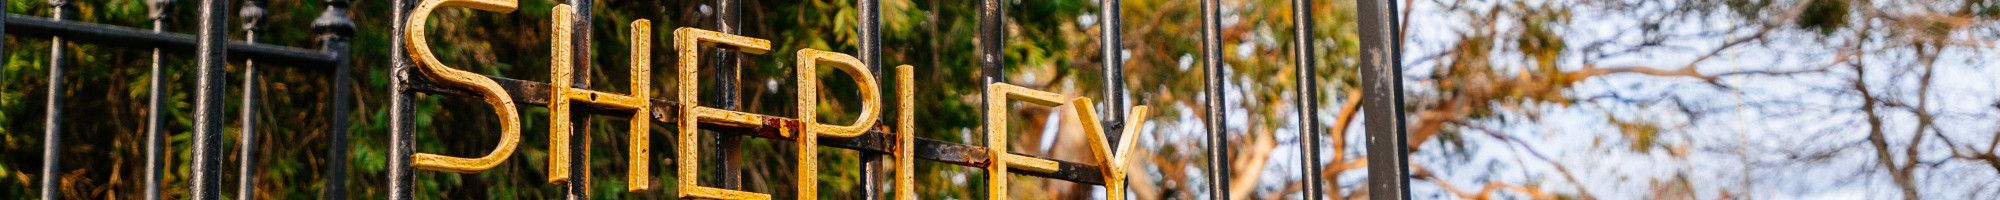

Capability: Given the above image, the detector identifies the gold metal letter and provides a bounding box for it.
[675,28,773,200]
[983,83,1069,200]
[792,49,882,199]
[892,65,915,200]
[1068,98,1150,200]
[984,83,1151,200]
[403,0,521,173]
[546,4,656,191]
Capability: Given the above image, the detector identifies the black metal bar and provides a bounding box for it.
[235,1,265,199]
[143,0,172,199]
[856,0,883,198]
[976,0,1003,196]
[700,0,746,191]
[1,0,6,63]
[313,0,355,198]
[562,0,592,198]
[1,14,339,68]
[1099,0,1126,147]
[190,0,231,198]
[1292,0,1323,199]
[387,0,415,198]
[1356,0,1409,198]
[1199,0,1229,199]
[38,1,69,199]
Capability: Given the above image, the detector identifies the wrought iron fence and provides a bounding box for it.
[6,0,1405,199]
[5,0,354,199]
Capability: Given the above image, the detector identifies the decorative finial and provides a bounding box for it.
[147,0,174,20]
[240,0,266,31]
[312,0,356,39]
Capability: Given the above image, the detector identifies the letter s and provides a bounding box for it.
[402,0,520,173]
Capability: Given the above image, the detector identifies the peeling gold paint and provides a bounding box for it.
[983,83,1066,200]
[545,4,577,184]
[547,5,656,192]
[1070,98,1151,200]
[675,28,774,200]
[893,65,916,200]
[403,0,521,174]
[401,6,1151,197]
[984,83,1151,200]
[792,48,883,199]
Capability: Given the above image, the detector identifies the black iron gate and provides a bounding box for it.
[6,0,1404,199]
[6,0,354,199]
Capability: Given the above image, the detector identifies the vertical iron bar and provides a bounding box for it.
[977,0,1003,197]
[1097,0,1132,197]
[236,1,266,199]
[1,0,6,62]
[314,0,356,197]
[1291,0,1323,199]
[1199,0,1229,199]
[700,0,745,191]
[1356,0,1409,198]
[562,0,592,199]
[1391,0,1401,63]
[1099,0,1126,149]
[387,0,416,198]
[190,0,232,198]
[977,0,1003,151]
[856,0,883,198]
[143,0,173,199]
[38,1,69,199]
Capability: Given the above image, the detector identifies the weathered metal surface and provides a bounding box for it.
[1357,0,1411,198]
[1293,0,1325,199]
[674,27,774,200]
[314,0,357,198]
[387,0,416,199]
[408,69,1118,186]
[236,1,265,199]
[794,48,883,199]
[984,83,1067,200]
[1071,97,1149,200]
[545,4,577,185]
[892,65,915,200]
[856,0,884,197]
[1199,0,1231,199]
[547,10,653,193]
[2,14,338,67]
[978,0,1003,148]
[401,0,523,174]
[701,0,748,192]
[39,1,69,199]
[190,0,230,198]
[1100,0,1128,147]
[0,0,1217,197]
[558,0,592,198]
[143,0,172,199]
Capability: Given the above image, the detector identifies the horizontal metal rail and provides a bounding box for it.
[406,74,1111,185]
[2,14,338,67]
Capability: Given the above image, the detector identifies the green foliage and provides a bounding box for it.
[1981,0,2000,18]
[1797,0,1852,35]
[1725,0,1772,19]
